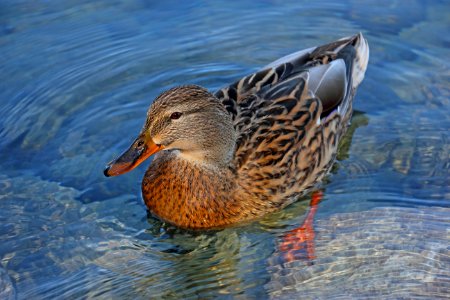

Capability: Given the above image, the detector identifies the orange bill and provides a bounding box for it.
[104,135,163,177]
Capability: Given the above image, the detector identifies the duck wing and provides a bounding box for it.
[214,33,369,203]
[215,33,368,122]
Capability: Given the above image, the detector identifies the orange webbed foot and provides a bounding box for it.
[278,191,323,264]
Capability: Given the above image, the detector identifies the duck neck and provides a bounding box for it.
[177,145,235,168]
[177,117,237,168]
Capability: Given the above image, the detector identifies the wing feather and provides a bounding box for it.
[214,33,368,205]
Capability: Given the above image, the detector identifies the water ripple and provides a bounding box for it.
[0,0,449,298]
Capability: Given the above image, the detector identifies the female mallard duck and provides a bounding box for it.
[104,33,369,230]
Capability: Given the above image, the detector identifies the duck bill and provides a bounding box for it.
[104,135,163,177]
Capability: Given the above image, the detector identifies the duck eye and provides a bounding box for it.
[170,112,182,120]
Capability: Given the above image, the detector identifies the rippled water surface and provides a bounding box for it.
[1,1,449,299]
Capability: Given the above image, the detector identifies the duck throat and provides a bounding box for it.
[141,152,242,229]
[177,145,235,168]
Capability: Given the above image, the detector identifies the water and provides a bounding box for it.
[0,1,449,298]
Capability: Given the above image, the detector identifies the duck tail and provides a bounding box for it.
[351,32,369,90]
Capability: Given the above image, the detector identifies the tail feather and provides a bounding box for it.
[352,32,369,89]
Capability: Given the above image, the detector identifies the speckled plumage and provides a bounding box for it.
[105,33,369,229]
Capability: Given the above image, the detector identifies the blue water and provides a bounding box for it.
[1,1,449,299]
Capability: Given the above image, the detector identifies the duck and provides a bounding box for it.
[104,33,369,230]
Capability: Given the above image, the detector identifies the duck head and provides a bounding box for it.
[104,85,236,177]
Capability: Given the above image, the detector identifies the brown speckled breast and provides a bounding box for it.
[142,152,251,229]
